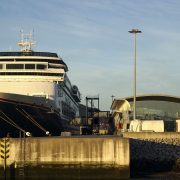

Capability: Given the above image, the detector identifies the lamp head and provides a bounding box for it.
[128,29,142,33]
[26,132,31,137]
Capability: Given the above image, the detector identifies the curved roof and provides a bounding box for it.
[124,94,180,103]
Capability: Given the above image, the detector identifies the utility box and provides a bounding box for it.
[129,120,164,132]
[99,129,108,135]
[61,132,71,136]
[176,120,180,132]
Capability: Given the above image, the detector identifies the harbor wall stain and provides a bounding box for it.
[0,136,129,179]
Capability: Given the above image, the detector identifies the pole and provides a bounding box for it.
[111,95,115,104]
[129,29,141,121]
[134,33,136,121]
[98,95,100,132]
[4,138,6,180]
[86,97,88,125]
[23,131,25,172]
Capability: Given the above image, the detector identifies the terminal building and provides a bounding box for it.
[111,94,180,132]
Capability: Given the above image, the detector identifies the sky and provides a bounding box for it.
[0,0,180,110]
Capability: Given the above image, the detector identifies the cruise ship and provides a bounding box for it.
[0,32,81,137]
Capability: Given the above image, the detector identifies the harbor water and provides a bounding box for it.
[0,165,129,179]
[0,166,180,179]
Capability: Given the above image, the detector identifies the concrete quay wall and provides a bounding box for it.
[122,132,180,175]
[123,132,180,140]
[0,136,130,179]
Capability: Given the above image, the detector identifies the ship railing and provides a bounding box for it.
[0,52,58,58]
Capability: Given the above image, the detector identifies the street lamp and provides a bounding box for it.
[128,29,142,120]
[111,95,115,104]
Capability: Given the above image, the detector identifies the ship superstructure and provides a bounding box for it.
[0,32,81,137]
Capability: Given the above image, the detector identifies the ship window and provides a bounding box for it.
[37,64,46,69]
[25,64,35,69]
[6,64,24,69]
[0,64,2,69]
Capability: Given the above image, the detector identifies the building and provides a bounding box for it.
[111,94,180,132]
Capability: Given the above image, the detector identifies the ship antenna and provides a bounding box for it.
[32,29,35,41]
[19,29,23,43]
[17,30,36,52]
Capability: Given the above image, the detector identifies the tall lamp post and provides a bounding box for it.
[128,29,142,120]
[111,95,115,104]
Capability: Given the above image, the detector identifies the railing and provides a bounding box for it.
[0,52,58,57]
[0,72,64,76]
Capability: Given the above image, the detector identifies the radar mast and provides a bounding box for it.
[17,30,36,52]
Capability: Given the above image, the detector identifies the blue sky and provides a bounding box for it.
[1,0,180,110]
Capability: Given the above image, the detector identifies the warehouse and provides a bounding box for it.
[111,94,180,132]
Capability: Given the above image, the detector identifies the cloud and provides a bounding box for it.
[1,0,180,110]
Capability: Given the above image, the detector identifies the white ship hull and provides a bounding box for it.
[0,34,81,137]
